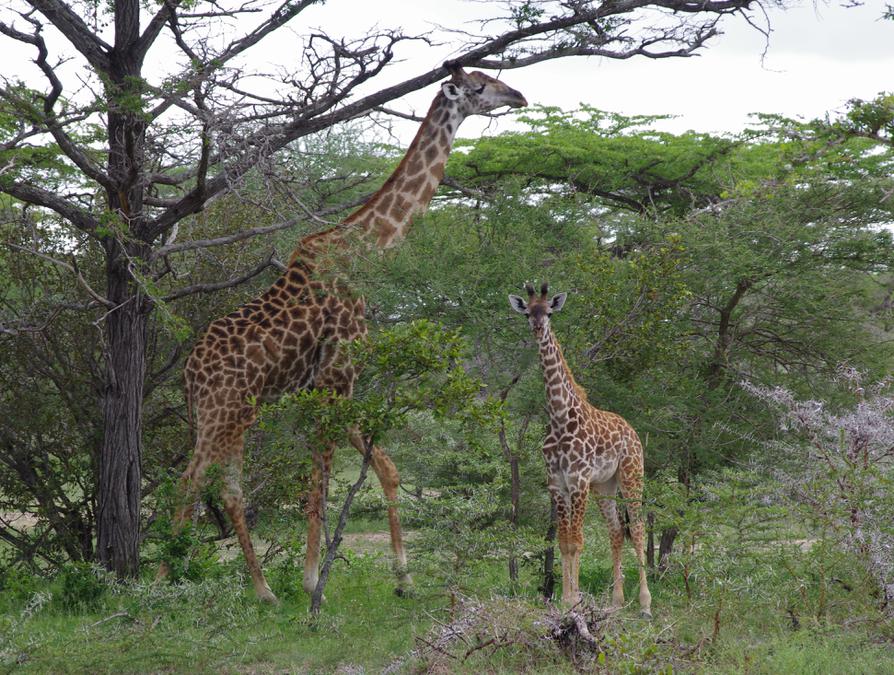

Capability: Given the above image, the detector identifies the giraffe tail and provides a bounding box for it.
[622,503,632,542]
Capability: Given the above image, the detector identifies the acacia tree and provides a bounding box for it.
[0,0,765,576]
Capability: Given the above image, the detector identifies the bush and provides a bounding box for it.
[0,561,42,605]
[745,369,894,611]
[56,562,107,612]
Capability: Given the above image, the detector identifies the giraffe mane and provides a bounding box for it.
[551,334,589,403]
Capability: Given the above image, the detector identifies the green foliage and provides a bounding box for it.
[264,319,501,447]
[55,563,107,612]
[449,105,741,217]
[0,561,42,605]
[146,477,222,583]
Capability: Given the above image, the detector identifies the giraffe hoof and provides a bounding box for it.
[257,587,279,605]
[154,563,170,583]
[640,609,653,620]
[394,585,415,598]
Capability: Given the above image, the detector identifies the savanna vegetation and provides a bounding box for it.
[2,0,894,672]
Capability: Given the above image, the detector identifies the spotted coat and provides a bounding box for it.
[510,284,652,616]
[160,67,527,604]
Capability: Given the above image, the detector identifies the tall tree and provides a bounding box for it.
[0,0,770,576]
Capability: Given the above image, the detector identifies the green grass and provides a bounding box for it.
[2,512,892,674]
[2,553,438,673]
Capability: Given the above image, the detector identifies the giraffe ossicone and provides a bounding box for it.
[509,282,652,617]
[157,66,526,605]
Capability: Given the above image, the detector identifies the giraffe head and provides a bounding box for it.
[440,62,527,116]
[509,282,567,336]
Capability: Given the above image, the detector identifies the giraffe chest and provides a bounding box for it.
[543,413,623,483]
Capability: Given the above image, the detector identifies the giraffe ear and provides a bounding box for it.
[549,293,567,312]
[441,82,461,100]
[508,295,528,314]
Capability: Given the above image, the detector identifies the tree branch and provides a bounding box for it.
[2,182,100,234]
[5,242,114,307]
[0,16,113,191]
[24,0,112,72]
[162,250,278,301]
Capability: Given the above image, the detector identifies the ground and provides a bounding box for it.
[2,511,892,674]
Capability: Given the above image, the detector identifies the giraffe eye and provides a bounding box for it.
[474,84,485,94]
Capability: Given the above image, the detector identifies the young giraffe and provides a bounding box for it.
[509,283,652,617]
[159,65,527,603]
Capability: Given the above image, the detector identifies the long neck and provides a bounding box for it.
[345,93,462,246]
[294,93,462,263]
[537,325,585,422]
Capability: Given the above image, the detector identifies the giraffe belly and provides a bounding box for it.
[546,436,620,487]
[587,457,620,486]
[259,346,320,398]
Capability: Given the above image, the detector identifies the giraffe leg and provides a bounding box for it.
[594,478,625,608]
[556,486,588,606]
[619,467,652,618]
[348,429,412,594]
[156,450,209,581]
[303,442,334,597]
[568,487,588,606]
[219,453,277,603]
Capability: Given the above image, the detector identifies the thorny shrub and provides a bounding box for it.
[744,367,894,611]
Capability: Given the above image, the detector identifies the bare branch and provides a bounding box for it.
[375,106,425,123]
[3,182,100,234]
[162,250,278,301]
[151,190,370,259]
[135,0,182,60]
[0,15,113,190]
[24,0,112,71]
[5,242,114,308]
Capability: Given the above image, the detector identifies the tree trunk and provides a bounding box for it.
[646,511,655,569]
[311,438,375,615]
[658,526,678,572]
[508,453,520,584]
[95,39,151,577]
[706,278,752,389]
[96,249,148,577]
[541,498,558,600]
[496,402,526,588]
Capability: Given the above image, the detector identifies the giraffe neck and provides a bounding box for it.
[345,93,462,246]
[293,93,463,263]
[537,325,585,422]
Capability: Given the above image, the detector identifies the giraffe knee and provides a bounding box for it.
[373,454,400,498]
[558,531,580,557]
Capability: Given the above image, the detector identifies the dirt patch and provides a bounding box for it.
[0,512,39,531]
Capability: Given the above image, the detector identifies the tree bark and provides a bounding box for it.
[96,249,148,577]
[311,437,375,615]
[93,30,152,577]
[706,278,752,388]
[646,511,655,569]
[508,454,520,584]
[657,526,678,572]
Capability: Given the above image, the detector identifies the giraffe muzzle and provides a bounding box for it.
[505,88,527,108]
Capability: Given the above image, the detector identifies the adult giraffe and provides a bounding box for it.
[160,65,527,603]
[509,283,652,617]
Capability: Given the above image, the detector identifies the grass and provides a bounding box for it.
[2,511,893,674]
[2,550,437,673]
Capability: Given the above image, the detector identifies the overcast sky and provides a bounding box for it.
[4,1,893,142]
[293,0,894,140]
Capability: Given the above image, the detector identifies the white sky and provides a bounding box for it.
[4,0,893,142]
[293,0,894,140]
